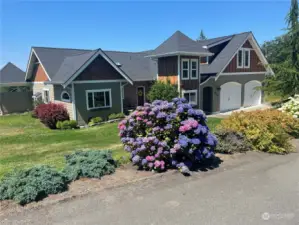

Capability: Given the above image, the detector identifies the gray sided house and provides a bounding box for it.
[25,30,272,125]
[0,63,32,115]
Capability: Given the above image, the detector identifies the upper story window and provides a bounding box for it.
[237,48,251,68]
[200,56,209,64]
[181,59,189,80]
[190,59,198,79]
[86,89,112,110]
[61,91,71,102]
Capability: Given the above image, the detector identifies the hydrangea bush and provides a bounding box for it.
[279,94,299,118]
[118,98,217,174]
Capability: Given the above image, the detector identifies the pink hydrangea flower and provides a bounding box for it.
[154,160,161,168]
[136,117,142,121]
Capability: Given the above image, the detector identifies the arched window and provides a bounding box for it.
[61,91,71,102]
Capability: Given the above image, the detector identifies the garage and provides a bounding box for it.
[244,80,262,107]
[220,82,242,112]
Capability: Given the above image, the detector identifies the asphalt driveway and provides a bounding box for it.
[1,140,299,225]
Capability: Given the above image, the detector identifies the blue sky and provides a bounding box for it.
[1,0,291,70]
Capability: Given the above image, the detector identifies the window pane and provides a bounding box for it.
[88,93,93,108]
[105,91,110,106]
[244,50,249,67]
[183,61,188,69]
[192,61,197,69]
[190,93,196,103]
[191,70,197,78]
[184,93,190,102]
[94,92,105,107]
[238,50,243,67]
[183,70,188,78]
[62,93,70,100]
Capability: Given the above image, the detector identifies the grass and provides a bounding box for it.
[0,113,222,178]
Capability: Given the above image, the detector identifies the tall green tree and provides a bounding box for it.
[286,0,299,68]
[262,0,299,98]
[197,29,207,41]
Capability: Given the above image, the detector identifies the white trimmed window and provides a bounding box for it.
[182,90,197,105]
[237,49,243,68]
[237,48,251,68]
[43,89,50,103]
[86,89,112,110]
[244,49,250,68]
[190,59,198,79]
[181,59,189,80]
[61,91,71,102]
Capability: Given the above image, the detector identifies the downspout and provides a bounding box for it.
[71,82,77,121]
[177,55,181,96]
[120,82,129,113]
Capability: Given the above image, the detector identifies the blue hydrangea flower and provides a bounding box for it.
[141,158,147,165]
[191,138,201,145]
[157,112,167,119]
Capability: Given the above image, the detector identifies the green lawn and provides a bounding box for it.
[0,114,222,178]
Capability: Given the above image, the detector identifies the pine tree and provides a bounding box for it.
[197,29,207,41]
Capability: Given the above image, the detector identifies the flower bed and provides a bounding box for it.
[118,98,217,174]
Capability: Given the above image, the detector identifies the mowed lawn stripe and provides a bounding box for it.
[0,113,222,178]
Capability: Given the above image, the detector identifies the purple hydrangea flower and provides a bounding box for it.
[141,158,147,165]
[150,146,156,151]
[132,155,140,164]
[157,112,167,119]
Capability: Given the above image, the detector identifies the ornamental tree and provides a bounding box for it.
[118,98,217,174]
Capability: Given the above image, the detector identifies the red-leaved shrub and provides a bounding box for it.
[35,103,69,129]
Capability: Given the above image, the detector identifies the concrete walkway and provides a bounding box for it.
[1,140,298,225]
[208,104,271,118]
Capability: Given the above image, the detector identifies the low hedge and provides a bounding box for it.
[63,150,116,182]
[56,120,78,130]
[218,109,298,154]
[108,113,125,120]
[88,117,103,126]
[0,150,117,205]
[0,166,68,205]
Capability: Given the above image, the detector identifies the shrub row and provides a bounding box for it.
[218,109,299,154]
[0,150,116,205]
[56,120,78,130]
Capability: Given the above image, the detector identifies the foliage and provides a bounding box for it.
[147,80,179,103]
[0,166,68,205]
[262,61,299,98]
[56,120,78,130]
[218,109,299,154]
[108,113,125,120]
[34,103,69,129]
[261,0,299,97]
[279,94,299,118]
[197,29,207,41]
[88,116,103,126]
[63,150,116,182]
[214,130,252,154]
[118,98,217,174]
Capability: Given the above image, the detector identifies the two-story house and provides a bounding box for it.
[25,30,272,125]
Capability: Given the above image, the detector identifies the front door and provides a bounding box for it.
[137,87,145,106]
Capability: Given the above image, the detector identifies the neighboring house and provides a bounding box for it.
[0,62,32,115]
[25,30,271,125]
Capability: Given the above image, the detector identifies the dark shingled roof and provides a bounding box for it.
[33,47,90,79]
[0,62,26,84]
[149,31,211,56]
[200,32,251,74]
[30,30,252,85]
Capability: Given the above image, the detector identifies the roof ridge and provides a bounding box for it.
[33,46,93,51]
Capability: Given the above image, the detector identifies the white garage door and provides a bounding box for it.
[220,82,242,112]
[244,80,262,107]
